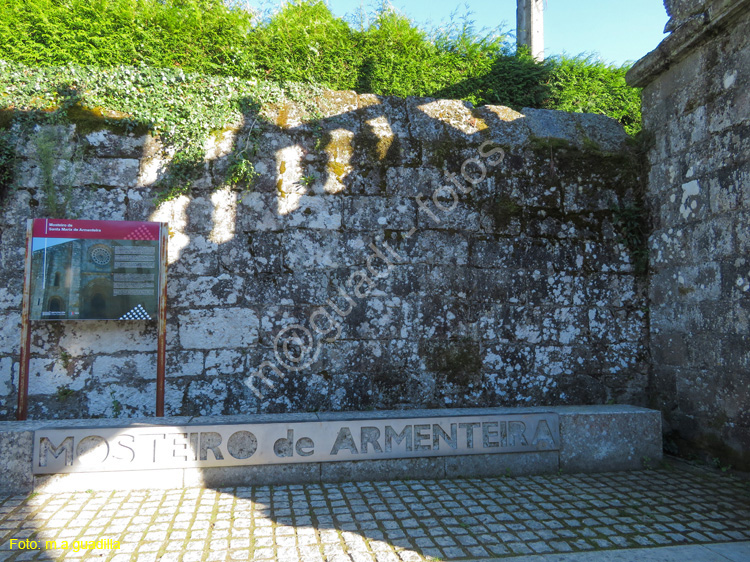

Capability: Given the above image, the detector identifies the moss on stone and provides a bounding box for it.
[65,104,149,137]
[424,136,471,169]
[0,109,16,130]
[354,131,401,164]
[529,136,574,151]
[326,161,349,182]
[324,132,354,160]
[276,102,292,128]
[420,338,482,387]
[489,195,523,229]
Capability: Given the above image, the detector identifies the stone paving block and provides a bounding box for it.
[1,464,750,562]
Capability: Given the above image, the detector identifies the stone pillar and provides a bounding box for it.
[517,0,544,61]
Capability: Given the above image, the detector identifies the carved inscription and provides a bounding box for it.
[33,413,559,474]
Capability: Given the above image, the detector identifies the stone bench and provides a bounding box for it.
[0,405,661,493]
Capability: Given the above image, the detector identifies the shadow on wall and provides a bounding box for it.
[0,85,648,420]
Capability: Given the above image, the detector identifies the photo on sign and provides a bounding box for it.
[29,220,161,321]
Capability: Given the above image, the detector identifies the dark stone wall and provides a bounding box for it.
[630,0,750,468]
[0,95,647,420]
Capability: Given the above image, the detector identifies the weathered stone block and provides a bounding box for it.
[36,469,185,493]
[650,227,691,266]
[337,296,408,340]
[89,353,157,384]
[235,192,282,231]
[472,268,521,304]
[559,406,662,472]
[414,297,474,340]
[87,381,158,417]
[220,232,283,275]
[563,181,619,213]
[168,350,204,378]
[0,356,14,398]
[384,166,441,198]
[269,270,332,305]
[0,428,37,494]
[416,199,480,231]
[74,158,141,187]
[576,113,629,152]
[414,99,483,140]
[170,274,245,308]
[407,230,469,266]
[651,332,689,366]
[474,105,531,147]
[470,238,522,269]
[345,196,415,231]
[179,308,259,349]
[736,211,750,254]
[358,94,410,138]
[26,357,84,395]
[521,108,581,145]
[167,234,222,277]
[281,230,345,270]
[204,350,244,378]
[185,463,322,488]
[204,127,239,161]
[83,131,147,159]
[721,334,750,369]
[258,305,319,348]
[321,458,445,482]
[0,312,20,355]
[444,451,558,477]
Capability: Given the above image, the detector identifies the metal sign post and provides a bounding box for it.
[17,220,34,421]
[156,223,168,417]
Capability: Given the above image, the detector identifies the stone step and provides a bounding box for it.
[0,405,661,493]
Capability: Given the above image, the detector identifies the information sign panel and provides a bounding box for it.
[29,219,161,321]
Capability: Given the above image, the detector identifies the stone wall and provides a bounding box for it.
[0,93,648,420]
[628,0,750,468]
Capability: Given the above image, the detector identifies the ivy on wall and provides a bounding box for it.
[0,61,322,201]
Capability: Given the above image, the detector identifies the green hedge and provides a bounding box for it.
[0,0,641,133]
[0,0,257,74]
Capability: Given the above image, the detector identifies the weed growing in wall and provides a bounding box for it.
[225,119,262,190]
[612,203,649,276]
[33,127,82,217]
[0,130,15,204]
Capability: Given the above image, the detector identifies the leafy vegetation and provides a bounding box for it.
[0,0,257,76]
[0,60,323,201]
[546,56,642,135]
[1,0,641,134]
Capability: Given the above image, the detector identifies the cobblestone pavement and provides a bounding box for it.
[0,464,749,561]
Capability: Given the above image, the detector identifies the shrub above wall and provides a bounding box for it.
[0,0,642,134]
